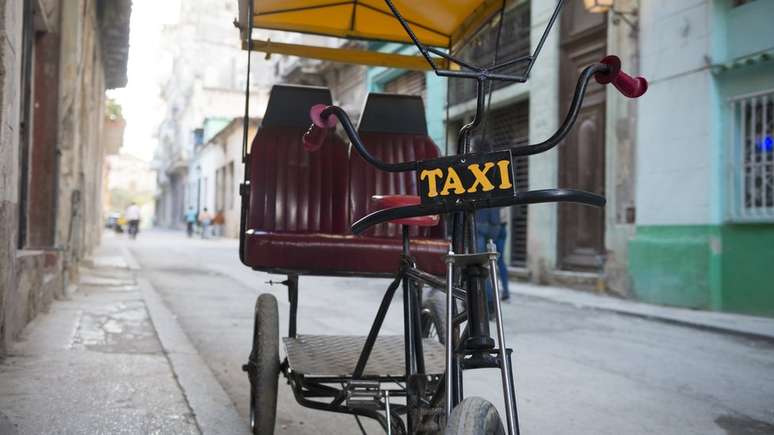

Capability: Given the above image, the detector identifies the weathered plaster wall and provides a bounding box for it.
[1,0,120,353]
[57,0,107,284]
[526,0,561,283]
[602,0,641,296]
[0,0,25,353]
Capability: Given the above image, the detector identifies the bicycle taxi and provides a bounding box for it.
[235,1,647,433]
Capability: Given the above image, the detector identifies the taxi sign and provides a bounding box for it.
[416,150,515,205]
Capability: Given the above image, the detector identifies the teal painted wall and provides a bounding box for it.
[725,0,774,61]
[366,43,447,148]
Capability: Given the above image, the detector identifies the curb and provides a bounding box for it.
[512,285,774,343]
[122,247,250,435]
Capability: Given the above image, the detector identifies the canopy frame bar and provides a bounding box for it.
[241,38,449,71]
[383,0,567,84]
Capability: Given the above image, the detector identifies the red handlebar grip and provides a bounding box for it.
[303,124,327,151]
[595,55,648,98]
[303,104,338,151]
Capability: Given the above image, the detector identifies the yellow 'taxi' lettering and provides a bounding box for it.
[497,160,513,189]
[420,169,444,197]
[440,167,466,196]
[467,162,495,193]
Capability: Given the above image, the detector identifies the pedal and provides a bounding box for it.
[345,380,382,410]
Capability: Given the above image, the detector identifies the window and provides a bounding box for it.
[728,89,774,221]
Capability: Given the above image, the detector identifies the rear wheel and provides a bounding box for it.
[421,290,447,344]
[444,397,505,435]
[247,293,280,435]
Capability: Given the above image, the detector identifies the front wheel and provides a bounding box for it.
[445,397,505,435]
[247,293,280,435]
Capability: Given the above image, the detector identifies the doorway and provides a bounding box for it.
[557,1,607,271]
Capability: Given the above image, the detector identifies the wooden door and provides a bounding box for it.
[557,2,607,271]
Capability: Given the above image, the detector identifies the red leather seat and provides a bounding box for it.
[348,93,448,275]
[244,85,351,272]
[244,87,447,276]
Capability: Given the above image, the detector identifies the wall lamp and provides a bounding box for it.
[584,0,638,32]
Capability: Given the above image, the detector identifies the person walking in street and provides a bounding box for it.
[198,207,213,239]
[184,206,197,238]
[475,207,511,312]
[125,202,141,239]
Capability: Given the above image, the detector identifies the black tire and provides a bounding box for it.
[421,290,447,344]
[445,397,505,435]
[248,293,280,435]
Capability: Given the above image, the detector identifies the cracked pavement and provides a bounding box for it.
[0,244,199,435]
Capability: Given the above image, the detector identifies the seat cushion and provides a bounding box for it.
[371,195,440,227]
[245,231,447,275]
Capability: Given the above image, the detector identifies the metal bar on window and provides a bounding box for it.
[729,100,737,221]
[742,98,749,220]
[762,95,769,211]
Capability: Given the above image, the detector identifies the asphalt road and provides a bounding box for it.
[127,230,774,435]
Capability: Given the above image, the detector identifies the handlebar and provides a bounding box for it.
[303,55,647,171]
[304,104,418,172]
[351,188,606,235]
[595,55,648,98]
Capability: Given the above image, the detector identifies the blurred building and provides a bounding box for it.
[630,0,774,316]
[105,152,157,228]
[153,0,268,229]
[0,0,131,353]
[190,117,259,238]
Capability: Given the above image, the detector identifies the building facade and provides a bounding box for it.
[630,0,774,316]
[0,0,131,353]
[190,117,258,238]
[443,0,640,295]
[154,0,268,229]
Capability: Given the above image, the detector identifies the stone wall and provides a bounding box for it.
[0,0,26,355]
[0,0,130,354]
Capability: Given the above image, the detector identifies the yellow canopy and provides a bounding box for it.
[238,0,505,67]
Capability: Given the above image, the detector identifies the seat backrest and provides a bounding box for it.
[349,93,444,239]
[248,85,350,234]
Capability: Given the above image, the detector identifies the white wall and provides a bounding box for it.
[526,0,562,278]
[636,0,714,226]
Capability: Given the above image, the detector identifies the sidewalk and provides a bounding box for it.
[510,281,774,342]
[0,239,248,435]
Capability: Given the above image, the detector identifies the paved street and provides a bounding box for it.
[3,230,773,435]
[118,229,774,435]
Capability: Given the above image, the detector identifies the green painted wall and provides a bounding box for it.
[719,225,774,317]
[629,225,774,317]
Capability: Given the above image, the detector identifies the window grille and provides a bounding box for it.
[728,89,774,221]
